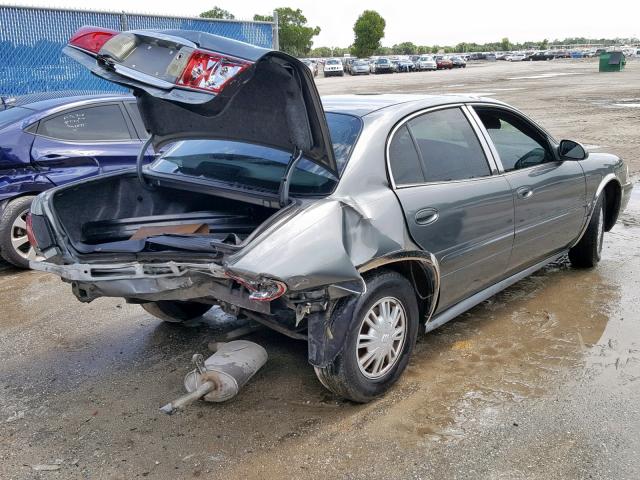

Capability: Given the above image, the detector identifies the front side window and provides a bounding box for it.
[474,107,554,171]
[150,112,362,196]
[406,108,491,182]
[37,104,131,141]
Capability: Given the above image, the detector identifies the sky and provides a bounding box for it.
[8,1,640,47]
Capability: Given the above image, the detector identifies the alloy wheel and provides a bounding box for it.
[10,209,41,262]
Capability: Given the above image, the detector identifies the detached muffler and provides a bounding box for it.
[160,340,267,414]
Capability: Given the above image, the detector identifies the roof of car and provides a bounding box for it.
[321,94,501,116]
[17,94,132,112]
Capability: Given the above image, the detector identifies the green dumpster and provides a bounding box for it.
[599,51,626,72]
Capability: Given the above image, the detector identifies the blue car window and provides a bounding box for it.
[37,105,132,142]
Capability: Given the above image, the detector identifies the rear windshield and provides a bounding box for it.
[150,112,362,196]
[0,107,34,130]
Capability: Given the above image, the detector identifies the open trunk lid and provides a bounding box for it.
[64,27,338,177]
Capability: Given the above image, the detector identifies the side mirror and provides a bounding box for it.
[558,139,588,160]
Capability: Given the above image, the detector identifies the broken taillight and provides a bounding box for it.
[177,51,252,93]
[68,26,118,55]
[225,272,287,302]
[25,213,37,250]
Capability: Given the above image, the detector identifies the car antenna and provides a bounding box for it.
[137,135,155,191]
[278,147,303,208]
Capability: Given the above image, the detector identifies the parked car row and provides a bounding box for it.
[303,54,468,77]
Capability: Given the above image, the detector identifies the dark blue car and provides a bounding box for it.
[0,95,147,268]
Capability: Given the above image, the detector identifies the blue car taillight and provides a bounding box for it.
[27,214,55,253]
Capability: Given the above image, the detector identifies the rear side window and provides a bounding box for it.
[37,104,132,141]
[407,108,490,182]
[389,125,424,185]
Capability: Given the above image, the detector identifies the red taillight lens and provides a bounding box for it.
[178,51,251,93]
[25,213,37,249]
[69,26,118,54]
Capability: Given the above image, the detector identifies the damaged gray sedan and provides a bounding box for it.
[29,27,633,402]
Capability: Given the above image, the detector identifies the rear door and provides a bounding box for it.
[388,106,515,312]
[471,105,586,273]
[30,102,143,185]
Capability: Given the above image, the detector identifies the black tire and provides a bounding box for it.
[0,195,36,269]
[141,301,212,323]
[314,270,419,403]
[569,194,605,268]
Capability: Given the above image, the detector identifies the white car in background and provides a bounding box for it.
[506,53,526,61]
[415,55,437,71]
[323,58,344,77]
[301,59,318,77]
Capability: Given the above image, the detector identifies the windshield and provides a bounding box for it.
[0,106,34,130]
[326,59,340,65]
[354,61,367,66]
[377,59,389,64]
[150,113,362,196]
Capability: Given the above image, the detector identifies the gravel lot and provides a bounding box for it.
[1,59,639,479]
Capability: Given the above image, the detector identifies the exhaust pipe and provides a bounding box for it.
[160,340,267,414]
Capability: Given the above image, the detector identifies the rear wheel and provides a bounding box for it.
[141,301,212,323]
[0,195,41,269]
[569,194,605,268]
[314,271,419,403]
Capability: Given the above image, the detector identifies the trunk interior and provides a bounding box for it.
[51,173,279,255]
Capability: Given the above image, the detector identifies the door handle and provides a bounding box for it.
[517,187,534,199]
[34,153,71,161]
[415,208,439,225]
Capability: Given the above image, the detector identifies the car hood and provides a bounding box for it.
[64,29,337,176]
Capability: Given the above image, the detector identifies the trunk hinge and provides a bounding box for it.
[137,135,155,191]
[278,148,303,207]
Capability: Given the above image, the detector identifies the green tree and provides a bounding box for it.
[540,38,549,49]
[431,45,440,54]
[392,41,417,55]
[352,10,386,58]
[309,46,333,58]
[500,37,511,50]
[199,6,235,20]
[374,46,392,56]
[254,8,320,57]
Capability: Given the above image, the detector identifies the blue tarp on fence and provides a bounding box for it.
[0,6,274,96]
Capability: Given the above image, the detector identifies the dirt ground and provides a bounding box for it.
[1,59,639,479]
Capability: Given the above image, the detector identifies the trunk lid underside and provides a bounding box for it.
[64,29,338,177]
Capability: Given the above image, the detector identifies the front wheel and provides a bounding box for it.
[314,271,419,402]
[569,194,605,268]
[141,301,212,323]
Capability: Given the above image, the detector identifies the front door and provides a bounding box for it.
[388,106,515,312]
[471,106,586,273]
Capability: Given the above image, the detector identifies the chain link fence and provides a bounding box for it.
[0,5,275,97]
